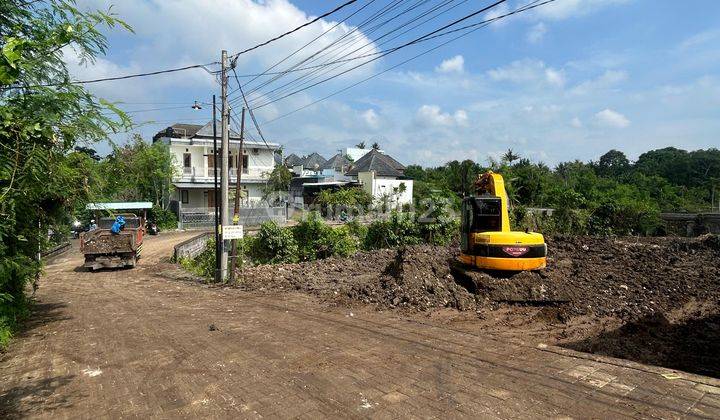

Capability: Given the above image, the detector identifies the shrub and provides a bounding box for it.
[150,205,177,230]
[251,221,299,264]
[292,212,332,261]
[316,226,359,258]
[364,212,422,250]
[345,219,368,244]
[180,238,216,280]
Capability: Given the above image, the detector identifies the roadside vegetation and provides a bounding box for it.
[0,1,133,348]
[182,210,459,281]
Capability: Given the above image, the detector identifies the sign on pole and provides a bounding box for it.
[223,225,244,240]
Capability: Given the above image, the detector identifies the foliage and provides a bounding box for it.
[292,212,332,261]
[316,226,358,259]
[409,147,720,236]
[315,187,373,214]
[1,0,131,348]
[250,221,298,264]
[149,205,177,230]
[100,135,177,208]
[180,239,217,280]
[262,164,292,200]
[364,212,422,250]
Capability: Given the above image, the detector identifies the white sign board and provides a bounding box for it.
[222,225,244,240]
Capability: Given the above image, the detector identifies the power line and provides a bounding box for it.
[252,0,509,109]
[232,0,380,92]
[260,0,552,124]
[229,0,361,60]
[231,68,271,151]
[2,63,219,90]
[245,0,465,108]
[239,0,434,104]
[229,0,406,101]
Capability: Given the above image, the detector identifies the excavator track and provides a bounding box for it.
[450,260,569,304]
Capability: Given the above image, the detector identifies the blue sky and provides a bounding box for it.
[69,0,720,167]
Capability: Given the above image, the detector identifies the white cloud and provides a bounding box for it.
[435,55,464,74]
[544,68,565,87]
[362,109,379,129]
[595,109,630,128]
[416,105,468,127]
[532,0,632,20]
[484,3,511,26]
[570,117,583,128]
[487,59,564,87]
[571,70,628,95]
[526,23,547,44]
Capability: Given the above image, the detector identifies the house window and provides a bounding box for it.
[252,148,259,155]
[242,155,249,174]
[181,190,189,204]
[183,153,191,174]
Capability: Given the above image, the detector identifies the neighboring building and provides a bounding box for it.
[153,121,281,209]
[346,149,413,207]
[301,152,327,171]
[345,146,380,162]
[322,153,352,174]
[284,153,303,167]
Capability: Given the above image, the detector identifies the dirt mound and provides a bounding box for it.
[238,235,720,319]
[543,235,720,319]
[346,246,476,310]
[240,245,476,311]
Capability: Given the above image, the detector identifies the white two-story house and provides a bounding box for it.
[153,121,280,210]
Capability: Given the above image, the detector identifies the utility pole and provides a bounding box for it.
[229,108,245,283]
[212,94,220,283]
[220,50,230,281]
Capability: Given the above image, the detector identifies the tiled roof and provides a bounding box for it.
[346,149,404,177]
[322,153,351,170]
[302,152,327,170]
[285,153,303,166]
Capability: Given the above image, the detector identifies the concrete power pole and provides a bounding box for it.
[220,49,230,280]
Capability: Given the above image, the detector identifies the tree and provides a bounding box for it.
[371,142,380,150]
[100,135,176,208]
[0,0,130,347]
[262,165,292,200]
[502,148,520,164]
[355,141,366,149]
[595,149,630,178]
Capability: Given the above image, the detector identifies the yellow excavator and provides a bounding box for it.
[451,171,557,303]
[458,171,547,271]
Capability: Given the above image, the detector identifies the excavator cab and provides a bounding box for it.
[458,172,547,271]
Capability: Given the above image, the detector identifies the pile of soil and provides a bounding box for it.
[239,235,720,319]
[233,235,720,377]
[239,246,476,311]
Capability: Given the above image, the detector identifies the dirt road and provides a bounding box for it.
[1,232,719,418]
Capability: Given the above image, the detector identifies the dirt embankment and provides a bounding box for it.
[237,235,720,378]
[239,235,720,319]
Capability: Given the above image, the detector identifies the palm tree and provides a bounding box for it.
[502,148,520,163]
[355,141,366,149]
[371,142,380,150]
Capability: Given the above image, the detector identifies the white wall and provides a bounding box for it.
[358,171,413,208]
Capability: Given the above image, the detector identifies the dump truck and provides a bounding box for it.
[80,214,145,270]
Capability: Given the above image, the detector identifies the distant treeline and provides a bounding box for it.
[406,147,720,236]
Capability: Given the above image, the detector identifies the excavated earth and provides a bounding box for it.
[237,235,720,378]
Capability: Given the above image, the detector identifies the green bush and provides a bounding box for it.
[150,205,177,230]
[180,238,216,279]
[364,212,422,250]
[251,221,299,264]
[292,212,332,261]
[315,187,373,215]
[316,226,359,258]
[345,219,368,244]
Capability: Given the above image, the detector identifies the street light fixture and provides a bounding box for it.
[192,100,203,110]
